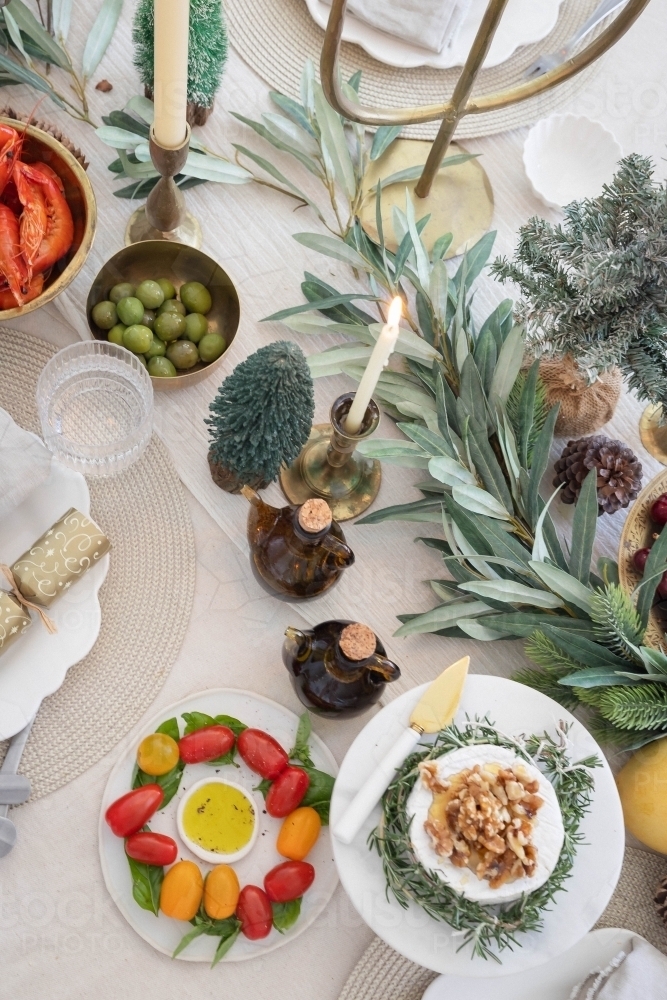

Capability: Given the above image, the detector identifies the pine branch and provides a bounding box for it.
[513,664,580,711]
[589,585,645,660]
[598,684,667,731]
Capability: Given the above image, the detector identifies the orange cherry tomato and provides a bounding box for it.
[276,806,321,861]
[204,864,240,920]
[137,733,180,776]
[159,860,203,921]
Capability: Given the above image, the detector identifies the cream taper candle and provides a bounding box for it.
[345,297,402,434]
[153,0,189,148]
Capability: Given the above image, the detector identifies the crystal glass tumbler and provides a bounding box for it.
[36,341,153,477]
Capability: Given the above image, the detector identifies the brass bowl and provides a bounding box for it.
[618,468,667,648]
[86,241,240,390]
[0,117,96,319]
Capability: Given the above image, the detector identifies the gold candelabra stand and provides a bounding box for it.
[321,0,651,255]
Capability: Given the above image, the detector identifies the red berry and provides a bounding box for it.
[633,547,651,573]
[650,494,667,525]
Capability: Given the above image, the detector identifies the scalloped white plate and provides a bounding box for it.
[330,675,624,977]
[305,0,565,69]
[99,689,339,963]
[0,454,109,739]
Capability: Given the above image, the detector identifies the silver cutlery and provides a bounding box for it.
[0,774,31,805]
[525,0,629,78]
[0,717,34,858]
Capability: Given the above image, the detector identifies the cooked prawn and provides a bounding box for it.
[14,161,73,274]
[14,160,47,281]
[0,125,22,196]
[0,272,43,309]
[0,203,29,305]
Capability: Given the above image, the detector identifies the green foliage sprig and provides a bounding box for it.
[491,155,667,410]
[370,720,599,961]
[0,0,122,125]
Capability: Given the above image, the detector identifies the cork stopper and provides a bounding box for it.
[339,623,377,661]
[298,498,332,534]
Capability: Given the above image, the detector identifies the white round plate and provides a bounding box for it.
[422,927,643,999]
[305,0,564,69]
[99,689,339,963]
[330,675,624,977]
[0,456,109,740]
[523,113,622,209]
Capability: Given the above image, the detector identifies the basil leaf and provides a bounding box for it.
[254,778,272,799]
[155,717,180,741]
[213,715,247,737]
[289,712,315,767]
[182,711,215,734]
[272,897,302,933]
[127,856,163,916]
[133,760,185,808]
[301,767,335,824]
[206,750,238,768]
[211,922,241,967]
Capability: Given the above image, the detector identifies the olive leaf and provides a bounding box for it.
[82,0,123,81]
[394,601,491,637]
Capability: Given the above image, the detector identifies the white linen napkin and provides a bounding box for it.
[569,937,667,999]
[0,407,51,520]
[321,0,472,54]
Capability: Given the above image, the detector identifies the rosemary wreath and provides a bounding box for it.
[369,720,600,961]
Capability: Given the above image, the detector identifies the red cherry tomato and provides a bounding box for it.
[178,725,235,764]
[651,494,667,525]
[125,831,178,866]
[266,766,310,818]
[237,885,273,940]
[237,728,288,780]
[264,860,315,903]
[105,785,164,838]
[633,547,651,573]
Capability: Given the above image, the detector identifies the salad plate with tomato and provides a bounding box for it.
[99,689,338,963]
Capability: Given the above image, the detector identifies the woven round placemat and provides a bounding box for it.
[337,845,667,999]
[0,328,196,799]
[226,0,613,139]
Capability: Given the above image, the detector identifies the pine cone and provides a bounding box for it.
[553,435,643,515]
[655,875,667,926]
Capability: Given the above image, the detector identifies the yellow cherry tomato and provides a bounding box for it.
[160,860,203,921]
[276,806,321,861]
[204,864,240,920]
[137,732,179,776]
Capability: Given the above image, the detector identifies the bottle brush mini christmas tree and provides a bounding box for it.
[206,341,315,493]
[133,0,228,125]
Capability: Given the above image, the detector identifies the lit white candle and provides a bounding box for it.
[153,0,189,148]
[345,297,402,434]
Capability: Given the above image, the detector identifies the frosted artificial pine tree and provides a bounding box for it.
[133,0,228,125]
[206,341,315,493]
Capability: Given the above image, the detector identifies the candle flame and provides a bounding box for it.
[388,296,402,328]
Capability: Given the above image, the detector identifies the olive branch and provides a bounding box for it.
[369,719,600,962]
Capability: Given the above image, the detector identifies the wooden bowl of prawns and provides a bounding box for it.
[0,116,96,319]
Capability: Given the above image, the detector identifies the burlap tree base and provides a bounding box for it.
[539,355,622,437]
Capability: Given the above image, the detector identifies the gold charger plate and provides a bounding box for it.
[618,469,667,649]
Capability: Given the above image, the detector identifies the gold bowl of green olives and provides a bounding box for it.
[86,241,239,389]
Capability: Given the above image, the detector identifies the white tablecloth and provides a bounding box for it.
[1,0,667,996]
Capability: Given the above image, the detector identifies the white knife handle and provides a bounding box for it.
[333,726,421,846]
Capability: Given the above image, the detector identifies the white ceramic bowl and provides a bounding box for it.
[176,776,260,864]
[523,114,622,210]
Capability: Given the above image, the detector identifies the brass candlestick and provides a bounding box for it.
[321,0,651,255]
[125,124,202,247]
[639,405,667,465]
[280,393,381,521]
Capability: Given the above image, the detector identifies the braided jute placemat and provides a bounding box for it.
[226,0,611,140]
[338,846,667,999]
[0,328,195,799]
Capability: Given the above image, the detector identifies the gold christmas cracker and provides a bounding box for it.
[11,508,110,608]
[0,589,31,656]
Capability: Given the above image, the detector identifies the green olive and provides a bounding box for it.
[92,300,118,330]
[166,340,199,370]
[136,354,148,369]
[198,332,226,363]
[135,280,165,310]
[109,282,135,304]
[183,312,208,343]
[156,278,176,301]
[180,281,212,315]
[123,324,153,354]
[141,309,155,330]
[157,299,186,317]
[148,356,177,378]
[107,324,126,346]
[144,336,166,359]
[116,296,145,327]
[154,311,186,343]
